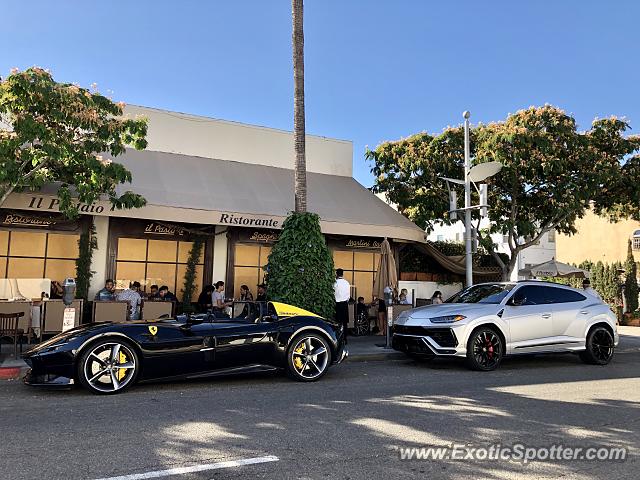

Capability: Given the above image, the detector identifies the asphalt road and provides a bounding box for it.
[1,335,640,480]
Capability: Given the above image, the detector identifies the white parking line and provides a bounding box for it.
[93,455,279,480]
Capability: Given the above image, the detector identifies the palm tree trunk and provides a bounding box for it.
[292,0,307,212]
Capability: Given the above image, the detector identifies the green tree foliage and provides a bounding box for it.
[593,261,605,294]
[75,221,97,300]
[624,240,639,312]
[264,212,335,319]
[0,67,148,218]
[367,106,640,280]
[543,260,621,306]
[181,239,204,314]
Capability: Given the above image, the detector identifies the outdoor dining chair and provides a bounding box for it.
[0,312,25,359]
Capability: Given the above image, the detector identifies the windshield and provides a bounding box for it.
[446,283,515,304]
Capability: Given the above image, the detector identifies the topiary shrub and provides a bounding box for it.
[181,239,204,313]
[264,212,335,319]
[75,221,97,300]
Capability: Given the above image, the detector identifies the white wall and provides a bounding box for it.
[124,105,353,177]
[398,281,464,303]
[89,215,110,299]
[212,226,228,285]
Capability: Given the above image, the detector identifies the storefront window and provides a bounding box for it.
[332,250,380,302]
[0,230,79,281]
[115,238,204,299]
[233,243,271,298]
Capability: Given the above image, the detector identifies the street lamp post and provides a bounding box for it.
[440,112,502,289]
[463,111,473,288]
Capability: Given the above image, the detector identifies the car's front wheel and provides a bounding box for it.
[580,326,615,365]
[287,333,332,382]
[466,327,503,371]
[77,339,139,394]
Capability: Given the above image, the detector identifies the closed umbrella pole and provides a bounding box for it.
[373,239,398,348]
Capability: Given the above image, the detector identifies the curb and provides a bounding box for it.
[346,351,406,362]
[0,366,27,381]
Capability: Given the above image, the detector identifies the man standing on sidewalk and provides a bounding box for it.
[334,268,351,343]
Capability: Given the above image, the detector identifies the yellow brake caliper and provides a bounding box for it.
[118,351,127,380]
[294,344,305,369]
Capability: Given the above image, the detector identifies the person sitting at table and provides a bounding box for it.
[256,283,267,302]
[158,285,177,302]
[212,281,232,318]
[116,281,142,320]
[356,296,369,320]
[146,284,159,300]
[94,279,116,301]
[431,290,444,305]
[197,285,214,312]
[399,288,410,304]
[240,284,254,301]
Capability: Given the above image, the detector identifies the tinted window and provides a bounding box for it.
[545,287,587,304]
[446,283,515,304]
[510,286,549,305]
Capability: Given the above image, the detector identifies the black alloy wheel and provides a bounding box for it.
[466,327,503,371]
[77,338,139,394]
[287,333,332,382]
[580,326,615,365]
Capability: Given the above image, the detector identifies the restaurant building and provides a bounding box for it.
[1,106,428,303]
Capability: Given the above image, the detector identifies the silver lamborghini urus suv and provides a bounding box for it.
[392,281,618,371]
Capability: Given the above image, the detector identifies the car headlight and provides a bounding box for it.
[429,315,466,324]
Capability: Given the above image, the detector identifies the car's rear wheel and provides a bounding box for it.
[580,326,615,365]
[77,339,139,394]
[466,327,503,371]
[287,333,332,382]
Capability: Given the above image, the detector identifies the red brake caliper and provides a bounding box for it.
[486,338,494,359]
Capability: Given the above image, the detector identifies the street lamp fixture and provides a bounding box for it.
[439,111,502,287]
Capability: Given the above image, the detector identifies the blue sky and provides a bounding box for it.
[2,0,639,186]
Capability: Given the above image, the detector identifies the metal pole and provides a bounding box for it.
[463,111,473,287]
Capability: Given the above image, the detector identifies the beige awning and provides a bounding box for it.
[4,149,427,243]
[412,243,501,277]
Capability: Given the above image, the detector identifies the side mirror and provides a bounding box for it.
[509,296,526,306]
[261,314,278,322]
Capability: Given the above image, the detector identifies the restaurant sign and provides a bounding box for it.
[2,212,56,228]
[218,213,280,228]
[344,238,383,249]
[25,195,107,214]
[238,230,280,244]
[144,222,185,236]
[0,210,80,231]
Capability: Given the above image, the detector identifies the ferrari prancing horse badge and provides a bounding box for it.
[148,326,158,336]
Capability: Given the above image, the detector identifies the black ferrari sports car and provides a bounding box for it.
[23,301,348,394]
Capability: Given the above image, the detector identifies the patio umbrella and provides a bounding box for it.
[373,238,398,301]
[518,259,590,279]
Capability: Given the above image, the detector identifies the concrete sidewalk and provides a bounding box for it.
[345,335,405,362]
[0,346,29,381]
